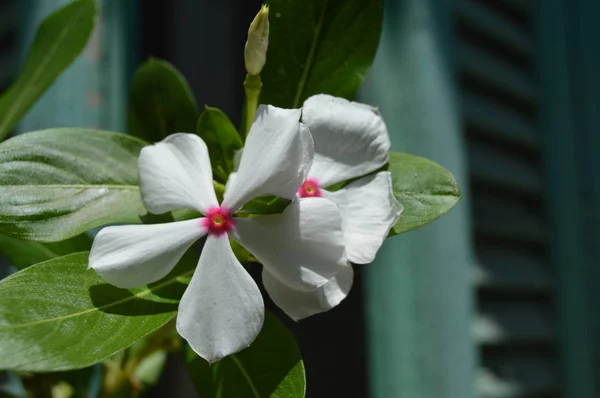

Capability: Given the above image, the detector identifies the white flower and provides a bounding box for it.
[88,105,348,363]
[262,94,402,321]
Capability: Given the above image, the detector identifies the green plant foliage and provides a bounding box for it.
[237,195,290,215]
[197,107,243,182]
[185,312,306,398]
[388,152,462,236]
[129,58,199,142]
[0,0,97,140]
[0,233,92,270]
[260,0,383,108]
[0,129,148,242]
[0,252,195,372]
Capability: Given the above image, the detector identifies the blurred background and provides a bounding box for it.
[1,0,599,397]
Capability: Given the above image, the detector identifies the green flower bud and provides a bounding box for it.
[244,5,269,76]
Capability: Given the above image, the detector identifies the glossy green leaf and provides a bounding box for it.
[129,58,198,142]
[389,152,461,236]
[0,252,195,372]
[185,312,305,398]
[197,107,243,182]
[0,0,97,140]
[0,233,92,270]
[0,129,148,242]
[260,0,383,108]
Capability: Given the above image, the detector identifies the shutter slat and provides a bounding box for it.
[479,0,532,18]
[477,365,560,398]
[473,193,545,244]
[480,352,560,392]
[474,246,552,293]
[456,0,530,58]
[462,92,538,149]
[458,44,536,104]
[475,301,556,345]
[469,140,542,196]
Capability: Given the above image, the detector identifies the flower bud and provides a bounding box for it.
[244,5,269,76]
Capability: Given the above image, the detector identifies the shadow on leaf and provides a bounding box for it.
[89,284,178,316]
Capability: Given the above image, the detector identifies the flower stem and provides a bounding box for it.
[243,74,262,138]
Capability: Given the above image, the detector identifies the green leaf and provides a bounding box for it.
[0,0,97,140]
[128,58,198,142]
[197,107,243,182]
[0,233,93,270]
[389,152,462,236]
[238,195,290,215]
[185,312,305,398]
[0,128,148,242]
[0,252,195,372]
[260,0,383,108]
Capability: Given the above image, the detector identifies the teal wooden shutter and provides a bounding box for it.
[363,0,599,397]
[453,1,563,396]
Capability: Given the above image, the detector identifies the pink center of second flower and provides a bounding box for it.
[202,206,234,236]
[297,178,322,198]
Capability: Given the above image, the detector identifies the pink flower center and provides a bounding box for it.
[297,178,322,198]
[202,206,234,236]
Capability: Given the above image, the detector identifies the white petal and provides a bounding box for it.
[262,265,353,321]
[177,235,264,363]
[222,106,313,210]
[323,171,402,264]
[302,94,391,187]
[225,171,237,194]
[89,219,206,288]
[232,198,348,291]
[139,133,218,214]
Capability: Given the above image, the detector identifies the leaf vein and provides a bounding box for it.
[231,354,261,398]
[292,0,329,108]
[0,269,192,331]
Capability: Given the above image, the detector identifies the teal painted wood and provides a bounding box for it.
[360,0,477,397]
[16,0,139,133]
[565,0,600,388]
[535,1,597,397]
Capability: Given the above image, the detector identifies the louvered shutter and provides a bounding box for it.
[453,1,561,397]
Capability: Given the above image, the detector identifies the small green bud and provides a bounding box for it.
[244,4,269,76]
